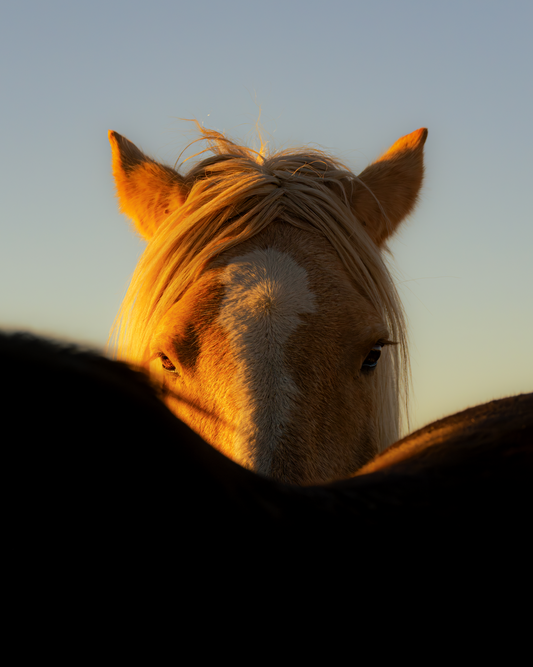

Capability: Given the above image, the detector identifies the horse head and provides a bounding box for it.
[109,124,427,484]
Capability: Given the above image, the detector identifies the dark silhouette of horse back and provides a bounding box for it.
[3,332,531,601]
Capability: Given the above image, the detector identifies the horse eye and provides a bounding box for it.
[362,344,382,370]
[159,354,177,373]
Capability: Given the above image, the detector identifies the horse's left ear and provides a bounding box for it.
[109,131,187,240]
[349,128,428,246]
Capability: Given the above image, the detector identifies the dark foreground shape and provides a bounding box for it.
[4,332,532,613]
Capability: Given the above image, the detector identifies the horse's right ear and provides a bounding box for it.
[349,128,428,247]
[109,131,187,240]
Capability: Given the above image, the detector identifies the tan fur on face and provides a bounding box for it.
[148,273,237,456]
[215,224,389,483]
[109,124,427,483]
[146,224,394,484]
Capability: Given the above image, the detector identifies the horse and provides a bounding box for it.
[4,330,531,580]
[108,124,428,484]
[5,331,529,647]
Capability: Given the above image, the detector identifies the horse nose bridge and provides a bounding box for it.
[215,247,320,475]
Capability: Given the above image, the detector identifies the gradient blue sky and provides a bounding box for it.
[1,0,532,432]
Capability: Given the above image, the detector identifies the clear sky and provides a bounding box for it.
[1,0,532,433]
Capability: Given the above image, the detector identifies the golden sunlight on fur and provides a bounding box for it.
[109,123,427,484]
[109,131,186,239]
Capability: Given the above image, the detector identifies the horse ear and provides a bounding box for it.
[350,128,428,247]
[109,131,187,240]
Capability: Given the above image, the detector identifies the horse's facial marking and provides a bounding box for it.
[217,247,317,475]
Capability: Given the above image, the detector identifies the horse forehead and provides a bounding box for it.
[218,247,317,323]
[207,241,379,334]
[159,240,376,342]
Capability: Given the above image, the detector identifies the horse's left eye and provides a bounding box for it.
[362,345,382,370]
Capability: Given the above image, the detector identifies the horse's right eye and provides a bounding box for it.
[159,354,177,373]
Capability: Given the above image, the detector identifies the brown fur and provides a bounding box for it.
[109,124,427,483]
[355,391,533,475]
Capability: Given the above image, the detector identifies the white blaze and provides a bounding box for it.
[218,247,316,475]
